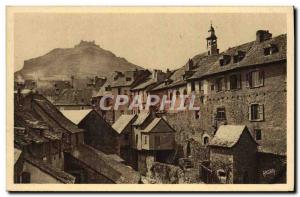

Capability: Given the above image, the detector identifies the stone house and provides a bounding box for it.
[132,116,176,175]
[146,26,287,183]
[112,114,137,165]
[186,30,287,183]
[76,110,121,155]
[14,92,140,184]
[130,69,168,114]
[92,69,151,124]
[207,125,258,184]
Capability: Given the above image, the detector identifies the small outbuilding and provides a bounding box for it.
[208,125,258,183]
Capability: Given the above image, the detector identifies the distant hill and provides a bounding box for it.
[15,40,144,80]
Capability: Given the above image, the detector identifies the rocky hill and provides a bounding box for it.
[15,40,143,80]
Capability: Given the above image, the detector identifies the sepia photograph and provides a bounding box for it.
[6,6,294,192]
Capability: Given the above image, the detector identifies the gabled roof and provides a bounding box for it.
[112,114,136,134]
[110,71,136,88]
[31,94,84,133]
[142,117,175,133]
[209,125,257,148]
[60,109,92,124]
[131,78,157,91]
[53,88,93,106]
[14,148,22,165]
[132,112,150,126]
[68,144,140,183]
[25,157,75,184]
[190,34,286,80]
[151,52,209,91]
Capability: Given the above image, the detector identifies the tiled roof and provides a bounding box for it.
[131,78,157,91]
[142,118,162,133]
[54,88,93,106]
[69,144,140,183]
[209,125,256,148]
[132,112,150,126]
[112,114,136,134]
[110,71,136,88]
[151,53,209,91]
[142,117,175,133]
[190,34,287,79]
[32,94,84,133]
[60,109,92,124]
[14,148,22,164]
[25,157,76,184]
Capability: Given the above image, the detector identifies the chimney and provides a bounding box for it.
[187,59,195,71]
[71,75,74,88]
[152,69,165,82]
[256,30,272,42]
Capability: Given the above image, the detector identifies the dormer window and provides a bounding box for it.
[233,51,246,63]
[219,55,231,66]
[264,44,278,56]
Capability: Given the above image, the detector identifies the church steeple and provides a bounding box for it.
[206,23,219,56]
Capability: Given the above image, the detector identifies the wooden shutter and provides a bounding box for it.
[259,70,264,87]
[248,105,252,120]
[246,72,251,88]
[224,76,229,90]
[258,104,264,121]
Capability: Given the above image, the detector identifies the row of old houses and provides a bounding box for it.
[14,24,287,184]
[89,25,287,183]
[14,89,141,184]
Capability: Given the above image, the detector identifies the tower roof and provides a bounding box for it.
[207,23,217,40]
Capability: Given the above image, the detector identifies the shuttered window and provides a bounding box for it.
[246,70,264,88]
[229,74,241,90]
[215,78,223,92]
[249,104,264,121]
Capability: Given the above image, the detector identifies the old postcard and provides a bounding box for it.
[6,6,294,191]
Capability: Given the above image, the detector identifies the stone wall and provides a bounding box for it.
[257,152,286,183]
[23,161,64,184]
[148,162,185,184]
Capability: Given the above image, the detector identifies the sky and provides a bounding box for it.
[13,12,287,71]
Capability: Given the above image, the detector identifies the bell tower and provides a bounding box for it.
[206,23,219,56]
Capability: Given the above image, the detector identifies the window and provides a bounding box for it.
[126,77,131,81]
[191,81,195,92]
[203,136,209,145]
[211,84,215,91]
[195,110,200,119]
[247,70,264,88]
[233,51,245,63]
[229,74,241,90]
[219,55,231,66]
[215,78,223,92]
[216,107,226,121]
[144,136,148,144]
[154,136,160,147]
[264,44,278,56]
[255,129,262,140]
[249,104,264,121]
